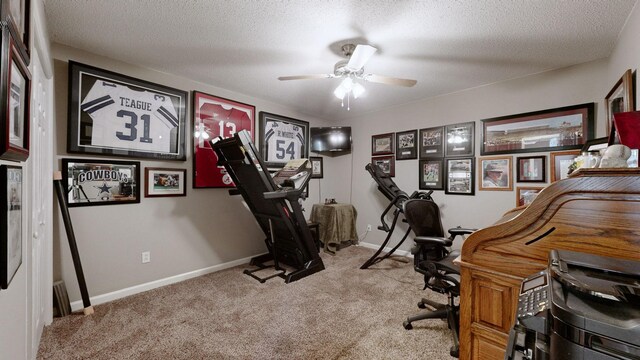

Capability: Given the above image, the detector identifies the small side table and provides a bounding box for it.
[310,203,358,253]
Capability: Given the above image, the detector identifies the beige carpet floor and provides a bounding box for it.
[37,246,456,359]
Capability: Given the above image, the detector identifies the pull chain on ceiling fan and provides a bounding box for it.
[278,43,417,110]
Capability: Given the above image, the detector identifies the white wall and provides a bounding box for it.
[51,44,334,304]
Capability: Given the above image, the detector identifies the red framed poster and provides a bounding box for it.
[192,91,255,188]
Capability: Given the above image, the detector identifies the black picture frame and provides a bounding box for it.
[0,29,31,162]
[372,155,395,177]
[516,156,546,183]
[258,112,309,169]
[445,122,475,157]
[192,91,255,188]
[481,103,595,155]
[1,0,30,64]
[419,159,444,190]
[445,157,475,195]
[62,158,141,207]
[371,133,394,155]
[419,126,444,158]
[581,137,609,153]
[310,157,323,178]
[0,164,22,289]
[396,130,418,160]
[67,61,188,161]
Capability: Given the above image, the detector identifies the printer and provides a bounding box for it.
[506,249,640,360]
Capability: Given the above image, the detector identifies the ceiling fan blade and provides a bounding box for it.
[278,74,335,81]
[363,74,417,87]
[346,44,377,71]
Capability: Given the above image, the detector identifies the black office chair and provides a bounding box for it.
[401,198,475,358]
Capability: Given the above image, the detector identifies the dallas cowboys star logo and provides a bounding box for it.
[95,182,112,194]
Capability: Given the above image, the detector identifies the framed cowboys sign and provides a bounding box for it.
[259,112,309,169]
[192,91,255,188]
[62,158,140,207]
[67,61,188,161]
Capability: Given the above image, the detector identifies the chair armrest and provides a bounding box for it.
[414,236,453,247]
[448,227,476,238]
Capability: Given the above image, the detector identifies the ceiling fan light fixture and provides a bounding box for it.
[340,77,354,91]
[352,82,365,99]
[333,85,347,99]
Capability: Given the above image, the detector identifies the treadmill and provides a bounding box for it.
[211,130,324,283]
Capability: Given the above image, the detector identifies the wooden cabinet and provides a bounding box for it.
[458,168,640,359]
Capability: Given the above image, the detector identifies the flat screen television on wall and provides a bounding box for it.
[311,127,352,152]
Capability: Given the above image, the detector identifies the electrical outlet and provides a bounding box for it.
[141,251,151,264]
[367,224,372,231]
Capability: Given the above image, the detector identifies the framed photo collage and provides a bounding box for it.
[370,100,607,202]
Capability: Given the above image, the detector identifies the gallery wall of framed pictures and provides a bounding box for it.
[369,98,606,202]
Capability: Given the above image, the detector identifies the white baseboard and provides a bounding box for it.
[70,253,263,312]
[357,241,413,258]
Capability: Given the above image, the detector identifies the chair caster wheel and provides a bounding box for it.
[403,321,413,330]
[450,346,459,358]
[417,302,426,309]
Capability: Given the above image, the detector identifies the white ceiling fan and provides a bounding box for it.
[278,44,417,110]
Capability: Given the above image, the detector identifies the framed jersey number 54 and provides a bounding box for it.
[67,61,188,161]
[259,112,309,169]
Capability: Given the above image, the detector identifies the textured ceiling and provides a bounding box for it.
[43,0,637,121]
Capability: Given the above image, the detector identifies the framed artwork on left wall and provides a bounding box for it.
[0,164,22,289]
[0,29,31,162]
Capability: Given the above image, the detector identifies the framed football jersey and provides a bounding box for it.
[192,91,255,188]
[259,112,309,169]
[67,61,187,161]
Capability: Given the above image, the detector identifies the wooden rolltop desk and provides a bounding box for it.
[458,168,640,359]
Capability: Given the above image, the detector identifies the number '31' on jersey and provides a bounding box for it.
[80,81,179,154]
